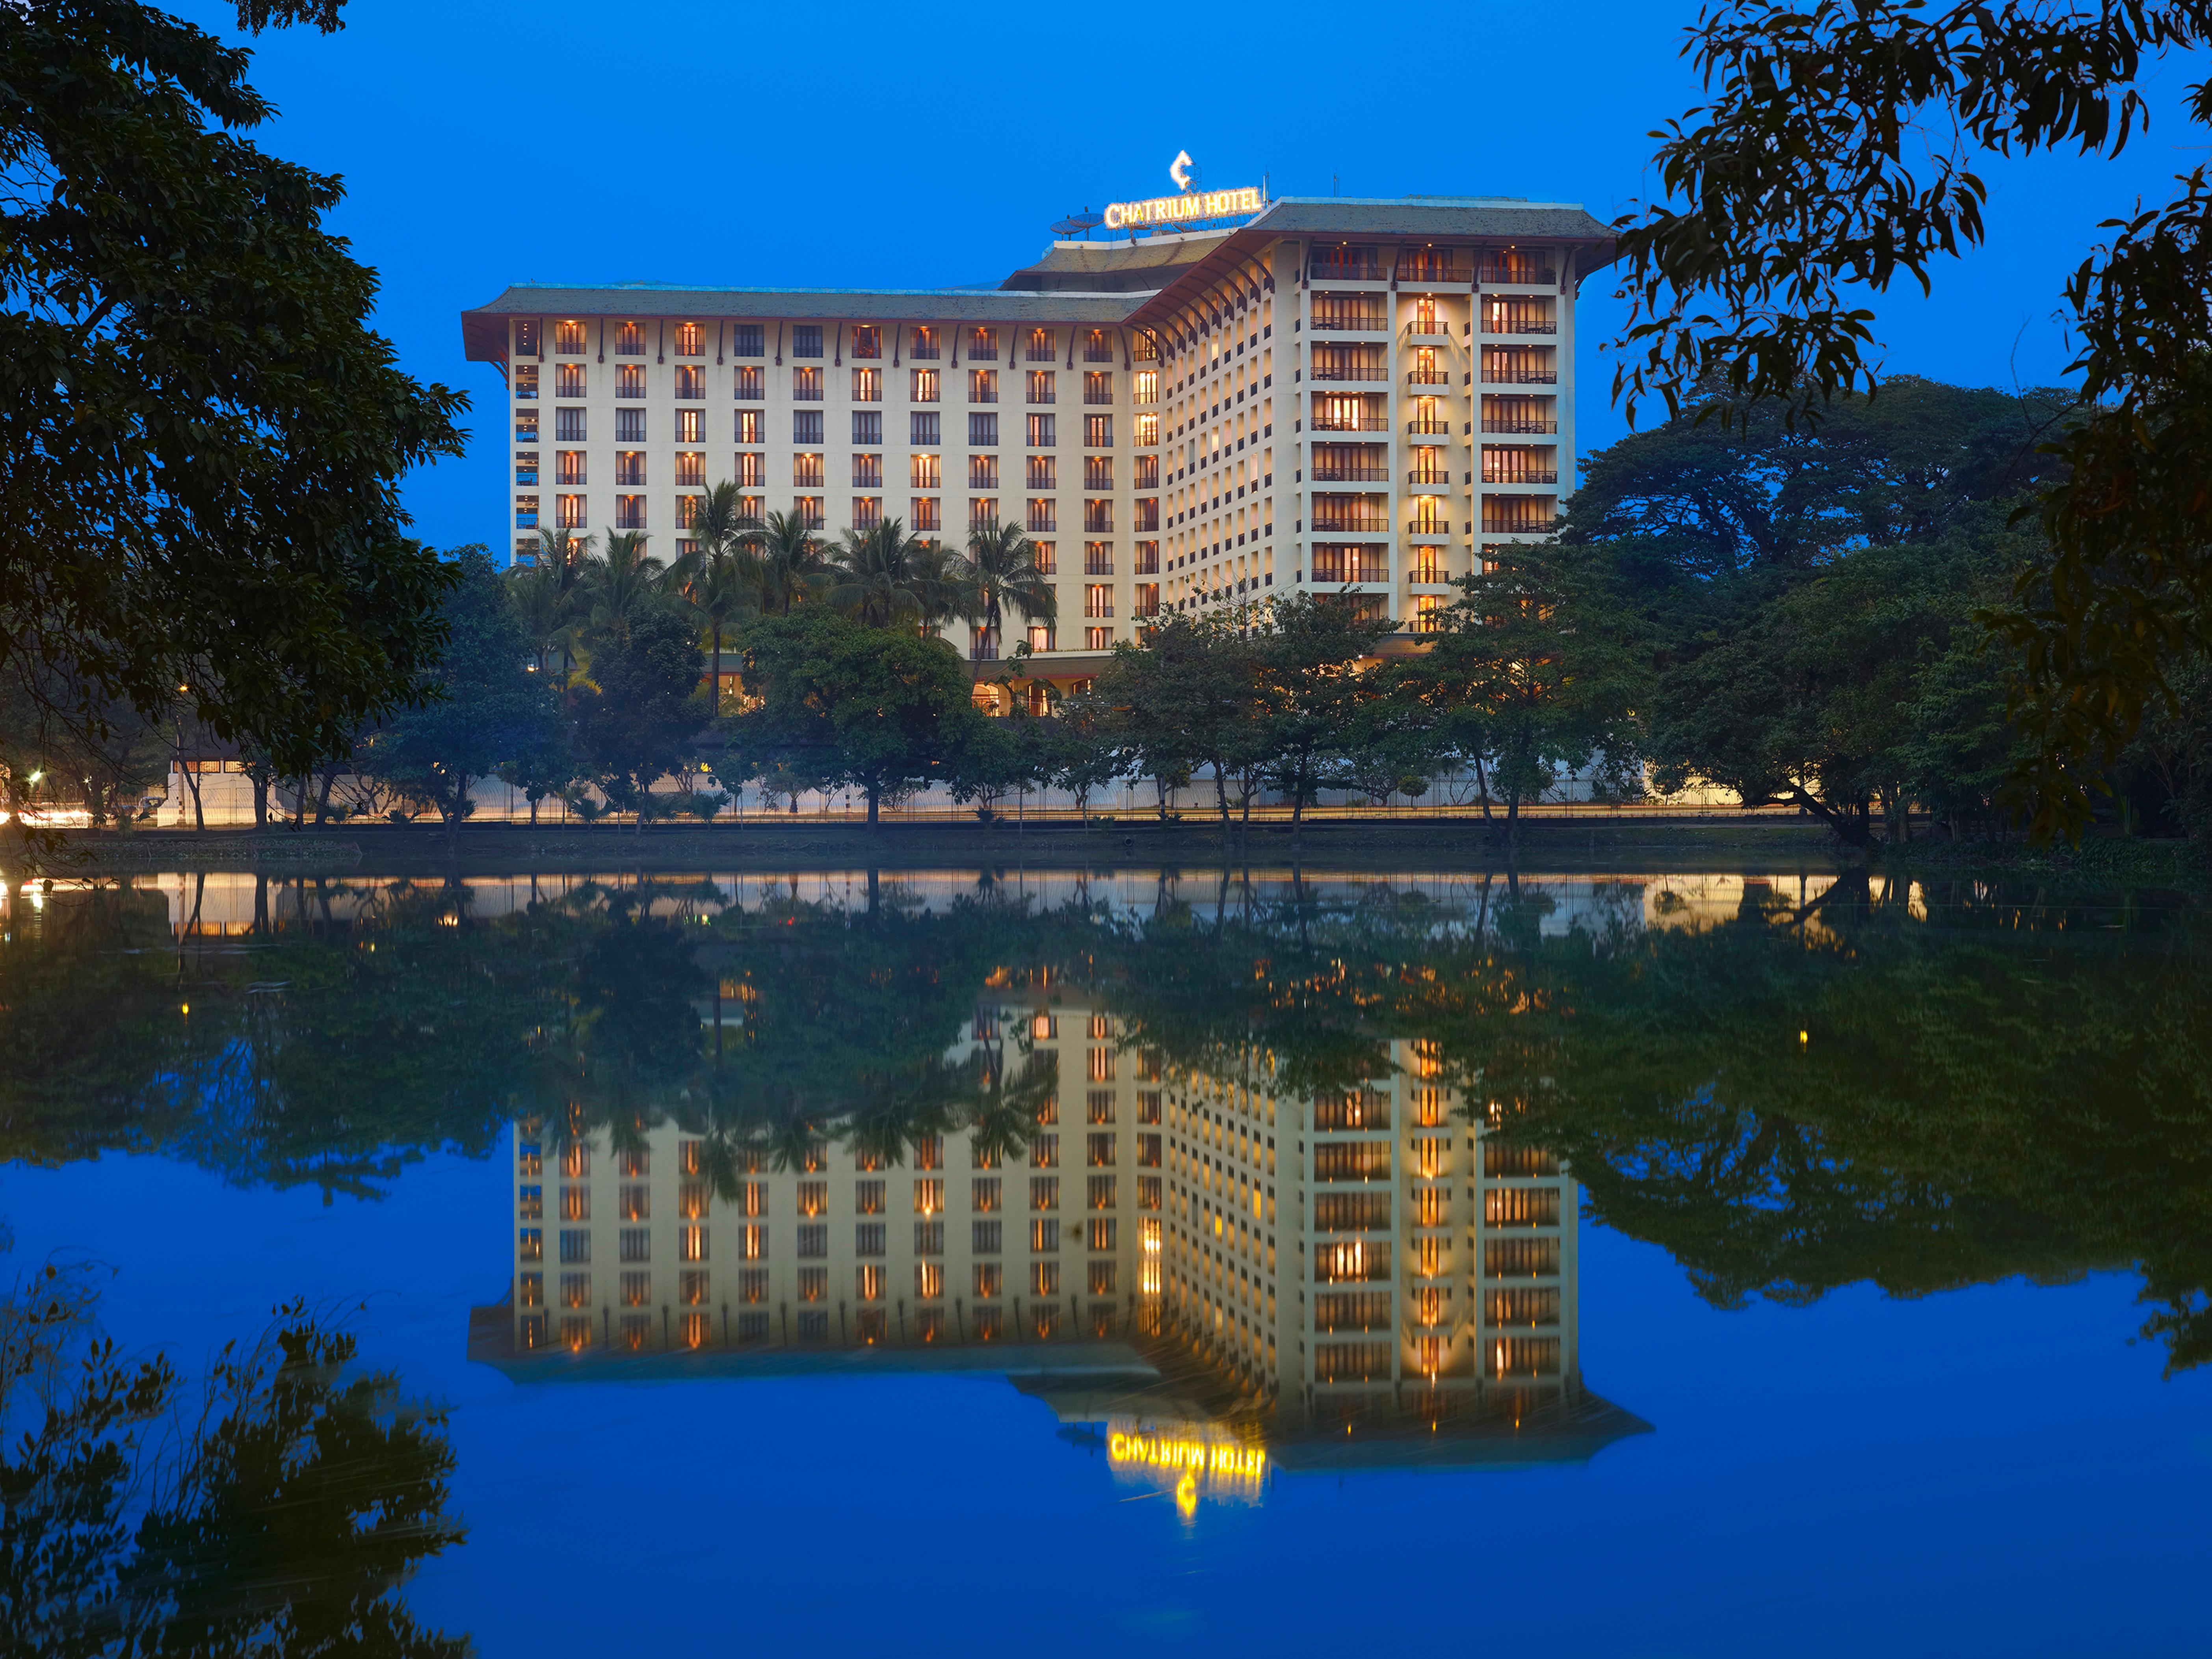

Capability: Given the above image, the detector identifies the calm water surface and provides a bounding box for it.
[4,865,2207,1655]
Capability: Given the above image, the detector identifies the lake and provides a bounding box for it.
[4,862,2207,1656]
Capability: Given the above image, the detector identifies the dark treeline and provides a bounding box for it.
[7,867,2208,1368]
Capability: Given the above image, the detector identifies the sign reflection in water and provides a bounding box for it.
[472,988,1650,1509]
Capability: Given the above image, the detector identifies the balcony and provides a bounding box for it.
[1405,369,1453,387]
[1480,368,1557,385]
[1310,513,1392,534]
[1405,519,1452,537]
[1476,263,1556,286]
[1483,469,1560,485]
[1310,254,1383,281]
[1311,311,1389,333]
[1483,417,1559,434]
[1482,320,1558,335]
[1311,463,1391,482]
[1312,414,1391,431]
[1310,365,1390,383]
[1405,418,1454,435]
[1406,323,1454,341]
[1083,390,1113,405]
[1407,469,1450,485]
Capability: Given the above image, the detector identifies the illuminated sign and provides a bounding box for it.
[1103,185,1265,232]
[1107,1430,1266,1480]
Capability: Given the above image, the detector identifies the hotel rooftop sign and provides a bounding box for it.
[1102,153,1264,232]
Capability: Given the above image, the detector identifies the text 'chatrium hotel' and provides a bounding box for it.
[461,174,1611,695]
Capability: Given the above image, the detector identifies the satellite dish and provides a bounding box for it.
[1052,209,1105,237]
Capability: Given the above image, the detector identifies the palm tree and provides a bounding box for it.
[582,530,665,645]
[675,482,763,713]
[525,526,593,674]
[826,518,959,631]
[754,509,830,616]
[956,517,1058,660]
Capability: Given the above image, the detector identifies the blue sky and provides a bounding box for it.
[175,0,2210,552]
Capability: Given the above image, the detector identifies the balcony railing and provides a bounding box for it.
[1406,371,1453,387]
[1405,418,1454,435]
[1311,464,1390,482]
[1028,391,1056,405]
[1482,320,1558,335]
[1406,519,1451,536]
[1312,415,1391,431]
[1310,364,1389,382]
[1311,313,1389,333]
[1483,418,1559,433]
[1083,390,1113,405]
[1310,257,1383,281]
[1310,514,1393,533]
[1480,369,1558,384]
[1484,469,1560,485]
[1407,469,1450,485]
[1406,323,1453,339]
[1476,264,1556,285]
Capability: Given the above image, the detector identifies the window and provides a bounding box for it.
[911,368,939,402]
[851,411,882,445]
[1133,368,1158,402]
[559,1228,589,1263]
[734,365,763,400]
[513,495,539,529]
[673,364,703,399]
[560,1271,591,1307]
[734,452,765,486]
[515,410,539,442]
[736,407,765,444]
[1137,1174,1160,1208]
[1087,1260,1117,1294]
[1133,498,1159,531]
[793,366,822,400]
[850,324,881,359]
[1082,499,1113,534]
[556,494,586,528]
[915,1220,944,1256]
[1134,412,1159,446]
[560,1185,589,1221]
[909,325,939,360]
[968,454,999,489]
[1083,371,1112,405]
[969,369,998,404]
[515,319,542,355]
[1026,370,1055,404]
[1025,455,1056,489]
[1085,328,1113,363]
[1085,414,1113,447]
[1026,413,1056,447]
[518,1270,543,1306]
[514,363,539,400]
[615,495,646,528]
[554,320,586,353]
[972,1219,1002,1254]
[1030,1176,1060,1211]
[1085,626,1112,649]
[733,322,764,357]
[675,451,704,486]
[793,454,824,487]
[851,367,881,402]
[911,411,941,445]
[1083,543,1112,575]
[614,407,645,441]
[792,324,823,358]
[1031,1260,1061,1296]
[968,413,998,446]
[851,495,882,529]
[855,1223,886,1256]
[909,496,941,530]
[1084,584,1113,620]
[665,407,700,444]
[613,320,643,355]
[972,1177,1000,1211]
[617,365,644,398]
[796,1223,828,1257]
[555,363,585,398]
[1031,541,1056,574]
[1030,1133,1060,1168]
[1030,1219,1060,1252]
[793,411,823,444]
[1134,540,1159,573]
[910,453,942,488]
[620,1269,650,1305]
[1025,327,1055,362]
[1083,456,1113,490]
[1087,1175,1117,1209]
[967,326,998,360]
[1026,498,1056,532]
[974,1262,1003,1298]
[519,1228,543,1260]
[851,453,883,487]
[615,451,645,485]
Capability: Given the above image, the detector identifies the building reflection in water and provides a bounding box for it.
[471,989,1649,1503]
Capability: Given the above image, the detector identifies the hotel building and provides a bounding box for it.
[459,192,1612,697]
[474,986,1647,1476]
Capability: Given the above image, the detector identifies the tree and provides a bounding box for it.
[824,519,959,632]
[0,0,467,779]
[753,509,829,616]
[726,608,976,823]
[1253,593,1398,845]
[1608,0,2212,834]
[354,549,561,839]
[672,481,761,715]
[954,517,1058,660]
[1041,688,1124,830]
[1097,610,1259,831]
[580,530,666,646]
[1383,548,1648,831]
[512,527,591,675]
[570,604,703,830]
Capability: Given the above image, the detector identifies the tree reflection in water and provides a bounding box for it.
[0,1263,464,1655]
[2,866,2206,1367]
